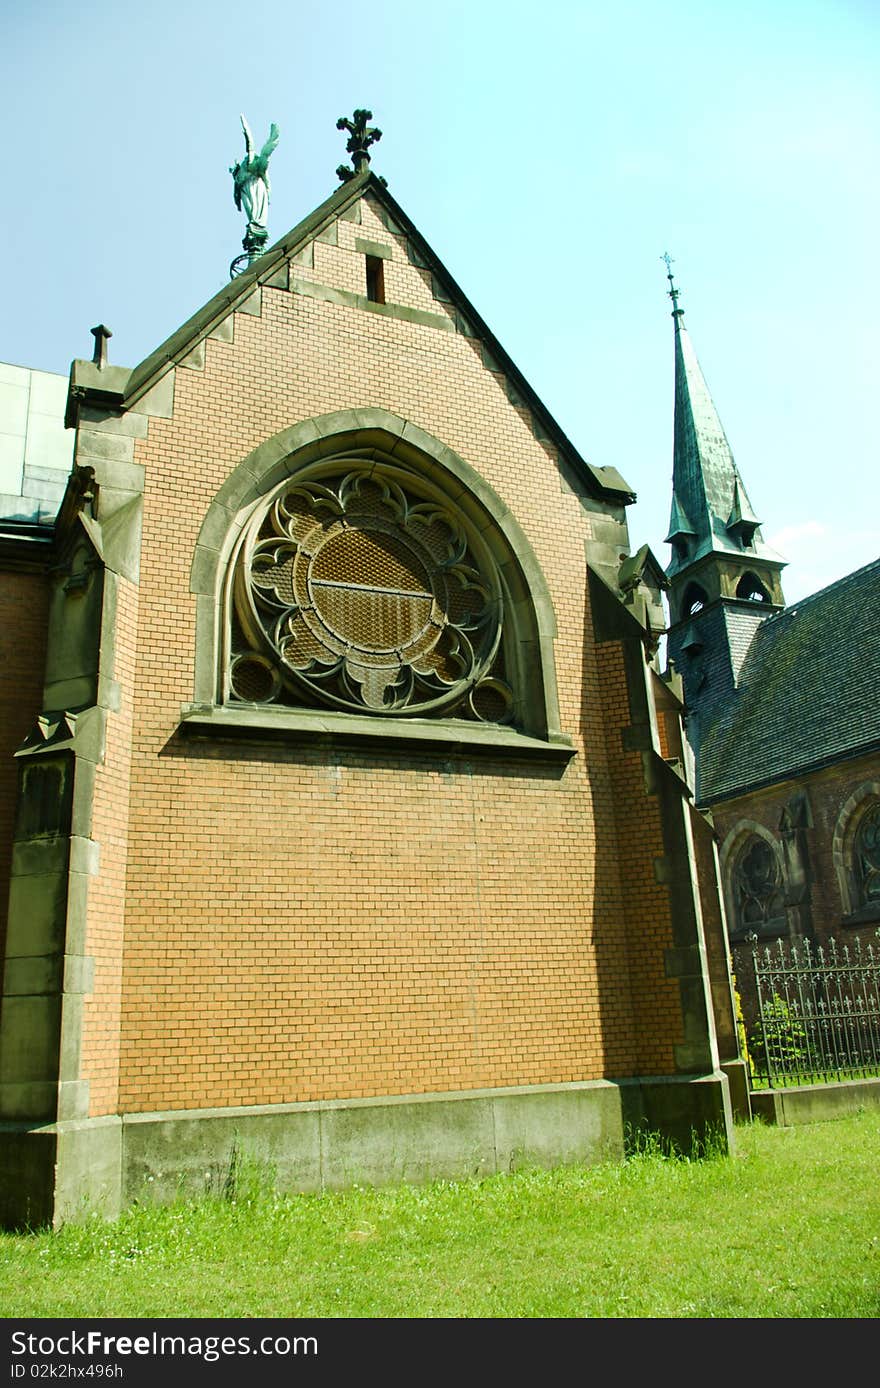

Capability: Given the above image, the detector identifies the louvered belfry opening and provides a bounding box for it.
[226,455,515,723]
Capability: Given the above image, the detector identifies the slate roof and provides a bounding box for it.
[696,557,880,804]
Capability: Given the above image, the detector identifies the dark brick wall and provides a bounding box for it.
[0,566,49,1007]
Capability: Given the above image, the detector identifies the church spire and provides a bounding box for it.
[662,264,786,710]
[662,263,784,597]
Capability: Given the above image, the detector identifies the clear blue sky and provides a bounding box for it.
[4,0,878,602]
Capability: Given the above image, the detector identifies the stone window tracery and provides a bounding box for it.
[730,833,786,939]
[224,460,514,724]
[853,801,880,911]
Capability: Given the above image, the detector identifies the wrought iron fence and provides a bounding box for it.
[745,932,880,1089]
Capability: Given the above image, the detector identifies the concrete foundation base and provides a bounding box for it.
[749,1076,880,1127]
[619,1071,735,1154]
[0,1071,734,1228]
[721,1059,752,1122]
[0,1116,122,1229]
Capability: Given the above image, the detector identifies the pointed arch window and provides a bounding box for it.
[729,833,786,940]
[853,802,880,912]
[682,582,707,617]
[832,785,880,923]
[736,572,770,604]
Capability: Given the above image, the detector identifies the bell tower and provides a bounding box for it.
[662,260,786,719]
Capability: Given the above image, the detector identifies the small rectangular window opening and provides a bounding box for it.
[365,255,385,304]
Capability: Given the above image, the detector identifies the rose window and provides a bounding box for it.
[226,463,514,721]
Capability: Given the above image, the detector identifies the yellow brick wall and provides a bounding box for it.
[80,575,139,1115]
[95,193,685,1113]
[595,643,684,1074]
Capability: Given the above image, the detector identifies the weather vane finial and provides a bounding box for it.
[229,115,280,278]
[336,109,383,182]
[662,252,684,319]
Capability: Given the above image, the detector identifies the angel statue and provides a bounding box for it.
[230,115,280,244]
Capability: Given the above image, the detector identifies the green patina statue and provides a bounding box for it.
[230,114,280,253]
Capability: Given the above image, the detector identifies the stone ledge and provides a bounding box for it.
[178,703,576,764]
[354,237,393,260]
[840,903,880,928]
[290,276,455,332]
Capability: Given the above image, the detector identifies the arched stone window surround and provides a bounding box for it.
[681,581,708,618]
[719,820,787,942]
[832,781,880,921]
[186,409,568,758]
[735,572,770,603]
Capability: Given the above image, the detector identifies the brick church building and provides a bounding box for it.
[0,122,744,1226]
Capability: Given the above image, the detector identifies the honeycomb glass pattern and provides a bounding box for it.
[228,462,514,720]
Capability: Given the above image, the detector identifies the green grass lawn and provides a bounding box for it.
[1,1111,878,1318]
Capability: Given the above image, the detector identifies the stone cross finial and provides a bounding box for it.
[336,109,382,182]
[90,324,112,369]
